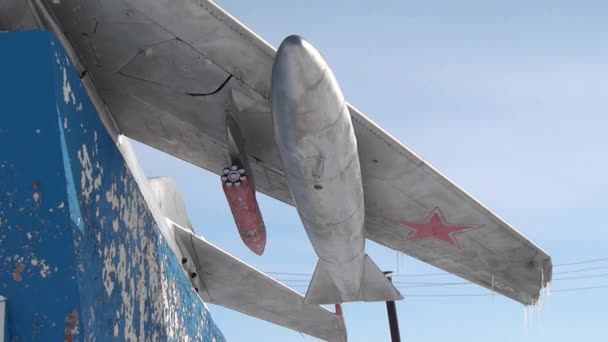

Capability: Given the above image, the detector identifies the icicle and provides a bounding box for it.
[523,265,553,329]
[535,266,547,321]
[538,267,545,305]
[540,267,552,303]
[534,289,544,322]
[537,270,543,310]
[490,275,495,303]
[545,281,552,300]
[523,304,536,331]
[396,251,400,275]
[540,267,544,292]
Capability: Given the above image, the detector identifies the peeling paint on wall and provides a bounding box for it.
[0,31,225,341]
[12,264,24,282]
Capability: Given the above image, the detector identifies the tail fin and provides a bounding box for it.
[305,255,403,304]
[360,255,404,302]
[305,260,342,304]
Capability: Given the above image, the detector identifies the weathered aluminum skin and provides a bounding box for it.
[147,177,347,342]
[272,36,364,265]
[0,0,552,305]
[0,31,225,341]
[272,36,400,302]
[174,226,348,342]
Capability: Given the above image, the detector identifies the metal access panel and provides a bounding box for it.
[0,31,225,341]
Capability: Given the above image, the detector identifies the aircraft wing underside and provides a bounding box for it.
[173,225,347,342]
[145,177,347,342]
[22,0,552,305]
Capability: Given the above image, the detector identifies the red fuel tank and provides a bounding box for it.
[222,165,267,255]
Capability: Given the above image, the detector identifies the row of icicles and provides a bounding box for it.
[393,251,552,330]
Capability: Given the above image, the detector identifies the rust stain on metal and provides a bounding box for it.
[64,309,79,342]
[65,309,78,324]
[13,263,25,282]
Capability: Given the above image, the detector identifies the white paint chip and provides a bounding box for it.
[39,260,51,278]
[62,68,72,105]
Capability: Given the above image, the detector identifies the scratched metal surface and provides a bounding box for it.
[0,0,551,305]
[0,31,225,341]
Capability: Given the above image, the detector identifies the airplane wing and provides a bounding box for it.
[33,0,551,305]
[173,226,347,342]
[147,177,346,342]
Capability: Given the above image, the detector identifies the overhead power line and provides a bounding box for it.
[554,273,608,281]
[551,285,608,292]
[271,257,608,296]
[554,257,608,267]
[264,256,608,279]
[392,272,449,277]
[402,293,492,298]
[554,266,608,275]
[282,285,608,297]
[401,285,608,297]
[395,273,608,284]
[275,272,608,287]
[395,283,469,288]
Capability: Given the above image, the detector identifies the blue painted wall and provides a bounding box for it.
[0,31,225,341]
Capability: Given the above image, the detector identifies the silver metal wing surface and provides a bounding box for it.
[14,0,552,305]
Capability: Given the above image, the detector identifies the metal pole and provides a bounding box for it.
[384,271,401,342]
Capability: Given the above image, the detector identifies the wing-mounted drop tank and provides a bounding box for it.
[271,35,402,303]
[221,95,267,255]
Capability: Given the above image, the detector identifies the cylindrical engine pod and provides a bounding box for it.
[222,164,267,255]
[271,35,366,296]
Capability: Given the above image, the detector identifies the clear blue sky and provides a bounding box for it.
[133,1,608,341]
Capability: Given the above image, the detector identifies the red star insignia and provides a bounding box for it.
[399,208,480,249]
